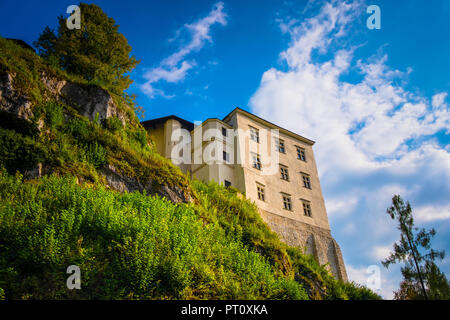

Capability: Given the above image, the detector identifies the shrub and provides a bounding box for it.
[0,172,307,299]
[34,101,65,130]
[0,128,45,174]
[104,116,123,133]
[64,117,91,142]
[129,128,148,149]
[85,141,107,168]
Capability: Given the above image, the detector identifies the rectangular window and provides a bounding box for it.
[222,127,227,137]
[302,173,311,189]
[302,201,312,217]
[275,138,286,153]
[282,194,292,211]
[252,153,261,170]
[224,180,231,188]
[280,165,289,181]
[223,151,230,163]
[250,126,259,143]
[257,185,265,201]
[297,147,306,161]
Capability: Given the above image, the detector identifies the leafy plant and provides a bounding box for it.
[34,101,65,130]
[85,141,107,168]
[104,116,123,133]
[0,128,46,174]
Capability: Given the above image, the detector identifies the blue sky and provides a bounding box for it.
[1,0,449,298]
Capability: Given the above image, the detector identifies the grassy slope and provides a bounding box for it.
[0,38,380,300]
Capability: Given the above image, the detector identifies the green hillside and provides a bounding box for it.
[0,36,380,300]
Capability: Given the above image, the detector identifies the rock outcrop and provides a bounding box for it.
[0,72,34,121]
[100,164,192,203]
[0,70,129,125]
[41,74,128,125]
[0,69,192,204]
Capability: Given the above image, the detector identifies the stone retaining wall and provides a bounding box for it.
[259,209,348,282]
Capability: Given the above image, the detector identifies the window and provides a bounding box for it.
[257,185,265,201]
[282,194,292,211]
[224,180,231,188]
[302,173,311,189]
[250,126,259,143]
[275,138,286,153]
[252,153,261,170]
[280,165,289,181]
[302,200,312,217]
[222,127,227,137]
[223,151,230,163]
[297,147,306,161]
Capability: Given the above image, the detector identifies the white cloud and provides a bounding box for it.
[415,204,450,222]
[432,92,447,108]
[326,196,358,217]
[249,0,450,297]
[250,1,449,173]
[141,2,227,98]
[372,246,391,261]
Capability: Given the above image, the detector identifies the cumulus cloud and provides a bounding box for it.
[141,2,227,98]
[249,0,450,295]
[373,246,392,261]
[326,196,358,217]
[432,92,448,109]
[415,204,450,222]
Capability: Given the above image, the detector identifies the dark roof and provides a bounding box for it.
[6,38,35,52]
[141,115,194,131]
[222,107,315,145]
[141,108,314,145]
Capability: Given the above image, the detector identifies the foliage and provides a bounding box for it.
[104,116,123,133]
[0,171,307,300]
[394,262,450,300]
[85,141,107,168]
[34,101,65,130]
[34,3,139,95]
[382,195,449,300]
[0,128,46,175]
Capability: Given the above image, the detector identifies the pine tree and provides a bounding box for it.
[382,195,449,299]
[34,3,139,95]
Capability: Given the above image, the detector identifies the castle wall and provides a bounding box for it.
[259,208,348,282]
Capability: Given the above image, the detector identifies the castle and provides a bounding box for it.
[142,107,347,281]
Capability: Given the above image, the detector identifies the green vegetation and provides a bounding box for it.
[0,171,379,300]
[0,172,302,299]
[0,127,46,175]
[34,3,139,95]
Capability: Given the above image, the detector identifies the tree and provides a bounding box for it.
[34,3,139,95]
[382,195,449,300]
